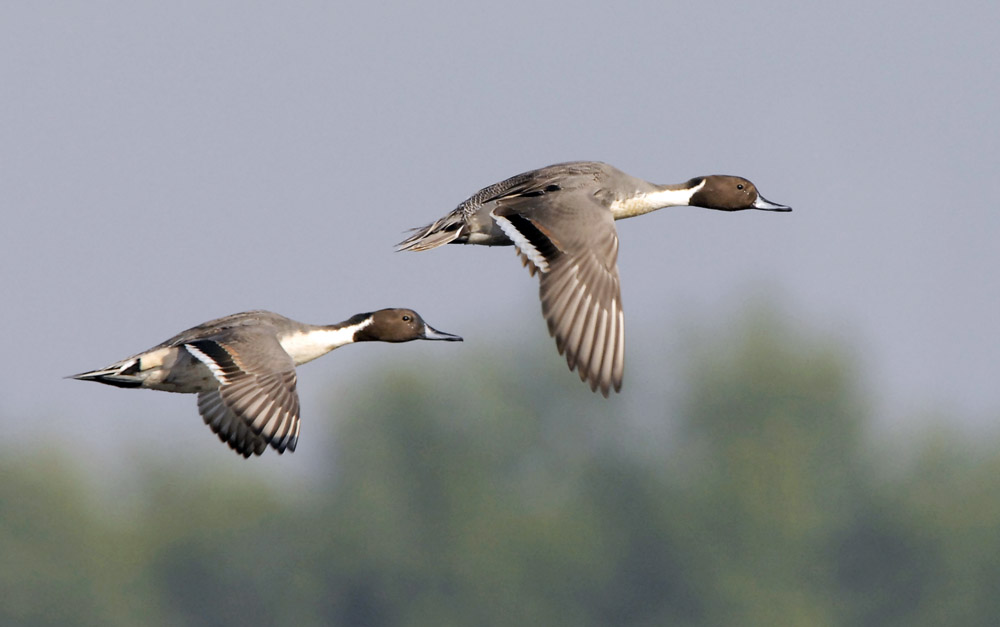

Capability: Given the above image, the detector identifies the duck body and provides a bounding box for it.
[81,311,305,394]
[398,161,790,396]
[398,162,635,249]
[71,309,462,457]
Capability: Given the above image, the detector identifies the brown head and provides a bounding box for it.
[353,308,463,343]
[688,175,792,212]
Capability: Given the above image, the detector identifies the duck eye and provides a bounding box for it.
[402,315,412,322]
[737,184,744,190]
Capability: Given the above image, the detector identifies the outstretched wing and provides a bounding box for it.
[185,328,301,457]
[493,185,625,396]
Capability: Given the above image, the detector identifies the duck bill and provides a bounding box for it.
[753,195,792,212]
[422,325,463,341]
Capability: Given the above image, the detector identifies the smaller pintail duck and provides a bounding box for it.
[397,161,790,397]
[70,309,462,457]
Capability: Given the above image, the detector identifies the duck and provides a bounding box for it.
[397,161,790,396]
[70,309,462,457]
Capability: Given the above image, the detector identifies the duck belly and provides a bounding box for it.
[139,347,221,393]
[463,210,513,246]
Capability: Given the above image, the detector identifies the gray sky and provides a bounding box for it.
[2,1,998,467]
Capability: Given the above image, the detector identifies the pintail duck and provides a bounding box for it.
[397,161,790,396]
[71,309,462,457]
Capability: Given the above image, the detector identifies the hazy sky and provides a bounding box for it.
[2,2,998,466]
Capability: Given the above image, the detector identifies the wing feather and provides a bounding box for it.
[493,186,626,395]
[187,331,302,456]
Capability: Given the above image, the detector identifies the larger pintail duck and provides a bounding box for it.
[397,161,790,396]
[71,309,462,457]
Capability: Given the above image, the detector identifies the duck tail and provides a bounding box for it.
[68,359,143,388]
[395,213,465,252]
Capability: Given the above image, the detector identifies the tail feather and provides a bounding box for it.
[396,214,465,252]
[69,360,143,389]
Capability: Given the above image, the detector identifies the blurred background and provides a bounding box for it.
[2,1,999,625]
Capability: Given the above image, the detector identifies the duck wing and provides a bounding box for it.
[492,185,625,396]
[185,327,301,456]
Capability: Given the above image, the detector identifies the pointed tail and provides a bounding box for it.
[68,360,144,389]
[396,213,466,252]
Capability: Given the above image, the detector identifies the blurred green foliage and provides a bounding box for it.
[4,307,1000,626]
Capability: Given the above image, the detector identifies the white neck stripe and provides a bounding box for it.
[609,179,706,220]
[279,318,372,365]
